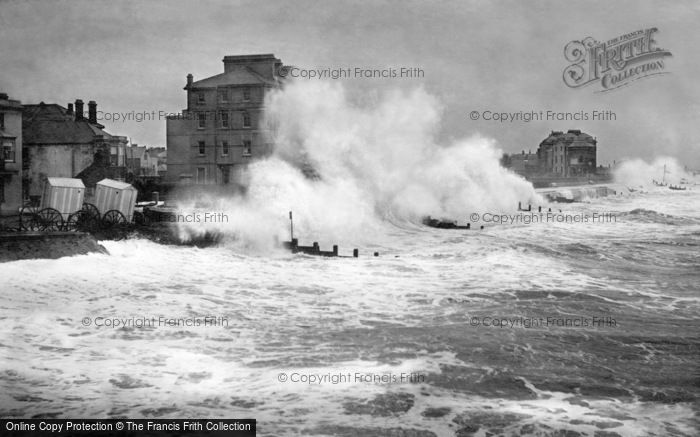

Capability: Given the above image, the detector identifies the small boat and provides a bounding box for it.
[669,185,687,191]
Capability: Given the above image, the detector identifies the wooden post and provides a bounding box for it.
[373,252,379,257]
[518,201,522,210]
[333,245,338,256]
[353,249,359,258]
[538,206,542,212]
[466,223,471,229]
[289,211,294,241]
[313,242,319,253]
[291,238,298,248]
[528,204,532,211]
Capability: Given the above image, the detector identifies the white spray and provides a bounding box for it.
[176,81,539,249]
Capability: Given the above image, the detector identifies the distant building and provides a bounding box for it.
[506,150,539,176]
[0,93,23,215]
[537,129,597,177]
[125,144,166,177]
[502,129,597,179]
[22,100,128,199]
[166,54,285,186]
[126,145,147,174]
[148,147,167,177]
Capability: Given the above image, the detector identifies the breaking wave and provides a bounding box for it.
[176,81,539,249]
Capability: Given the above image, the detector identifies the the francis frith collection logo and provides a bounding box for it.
[563,27,672,92]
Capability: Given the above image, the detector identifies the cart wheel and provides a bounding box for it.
[102,209,128,240]
[82,202,100,220]
[30,208,64,231]
[65,210,86,232]
[81,202,102,232]
[19,206,39,231]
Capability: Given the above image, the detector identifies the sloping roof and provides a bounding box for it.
[191,66,276,88]
[22,103,119,145]
[145,147,165,158]
[127,146,147,159]
[540,130,595,147]
[97,178,136,190]
[46,177,85,188]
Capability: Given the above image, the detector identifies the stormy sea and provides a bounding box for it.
[1,82,699,436]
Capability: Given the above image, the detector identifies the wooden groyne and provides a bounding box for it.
[282,238,378,258]
[282,212,378,258]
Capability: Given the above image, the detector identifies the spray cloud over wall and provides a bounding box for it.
[614,156,694,188]
[177,81,538,249]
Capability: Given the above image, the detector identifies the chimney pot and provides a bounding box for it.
[75,99,84,121]
[88,100,97,124]
[186,74,193,88]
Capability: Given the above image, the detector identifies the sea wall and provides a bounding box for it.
[0,232,108,263]
[536,184,627,202]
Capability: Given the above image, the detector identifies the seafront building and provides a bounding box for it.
[0,93,24,215]
[22,100,128,199]
[166,54,285,187]
[502,129,602,186]
[537,130,597,176]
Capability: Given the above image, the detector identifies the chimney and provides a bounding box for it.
[75,99,84,121]
[67,103,74,115]
[88,100,97,124]
[186,74,193,88]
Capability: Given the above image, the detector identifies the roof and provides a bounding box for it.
[127,146,147,159]
[540,129,596,147]
[22,103,121,145]
[191,66,277,88]
[97,178,136,190]
[46,177,85,188]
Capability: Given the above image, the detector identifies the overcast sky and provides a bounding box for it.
[1,0,698,167]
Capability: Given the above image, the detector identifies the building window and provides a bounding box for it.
[243,140,252,156]
[2,138,15,162]
[222,141,229,156]
[197,167,206,184]
[220,112,229,128]
[218,89,228,102]
[243,89,251,101]
[0,113,4,130]
[197,92,205,104]
[198,141,205,156]
[242,112,251,128]
[198,112,206,129]
[109,146,120,166]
